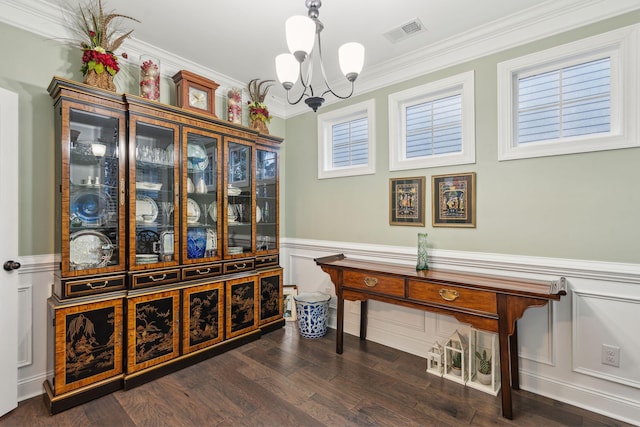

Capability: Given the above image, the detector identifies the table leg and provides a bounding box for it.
[336,293,344,354]
[497,296,513,419]
[510,322,520,390]
[360,300,368,341]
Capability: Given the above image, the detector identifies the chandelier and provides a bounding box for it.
[275,0,365,112]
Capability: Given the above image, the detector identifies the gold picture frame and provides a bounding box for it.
[283,285,298,321]
[432,172,476,227]
[389,177,426,226]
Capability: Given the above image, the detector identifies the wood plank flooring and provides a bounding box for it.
[0,323,633,426]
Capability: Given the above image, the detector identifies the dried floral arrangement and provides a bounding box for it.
[66,0,139,89]
[247,78,274,124]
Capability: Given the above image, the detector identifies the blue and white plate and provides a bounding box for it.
[70,190,111,225]
[187,228,207,259]
[187,144,209,171]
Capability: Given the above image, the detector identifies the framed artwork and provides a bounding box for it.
[283,285,298,321]
[389,177,426,226]
[432,172,476,227]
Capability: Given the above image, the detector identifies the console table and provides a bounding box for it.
[315,254,567,420]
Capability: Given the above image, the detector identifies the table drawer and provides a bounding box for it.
[407,280,497,313]
[343,270,404,297]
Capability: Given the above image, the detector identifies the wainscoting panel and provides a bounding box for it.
[17,283,32,368]
[572,289,640,388]
[518,303,555,365]
[280,238,640,425]
[17,254,55,401]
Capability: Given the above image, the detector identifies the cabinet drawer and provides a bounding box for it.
[407,280,497,314]
[182,263,222,281]
[343,271,404,297]
[223,258,255,274]
[130,268,180,289]
[60,274,127,298]
[255,254,279,268]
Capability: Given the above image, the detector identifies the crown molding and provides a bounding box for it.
[282,0,640,117]
[2,0,640,119]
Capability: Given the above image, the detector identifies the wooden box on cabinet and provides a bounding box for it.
[182,281,225,354]
[126,289,180,374]
[258,268,283,326]
[226,275,259,339]
[46,295,124,396]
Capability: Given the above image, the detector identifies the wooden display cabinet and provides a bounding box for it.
[226,275,259,339]
[258,268,283,326]
[46,77,284,413]
[182,281,225,354]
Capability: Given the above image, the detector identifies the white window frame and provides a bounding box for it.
[388,70,475,171]
[317,99,375,179]
[497,24,639,161]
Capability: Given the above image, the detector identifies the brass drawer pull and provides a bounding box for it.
[439,289,459,301]
[86,280,108,289]
[196,268,210,275]
[149,274,167,282]
[234,263,247,269]
[363,277,378,287]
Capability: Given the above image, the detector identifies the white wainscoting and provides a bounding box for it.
[15,245,640,425]
[16,254,55,401]
[280,238,640,426]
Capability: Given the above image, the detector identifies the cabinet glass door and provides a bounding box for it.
[64,105,126,276]
[255,147,278,254]
[182,128,222,264]
[129,117,180,270]
[224,140,254,258]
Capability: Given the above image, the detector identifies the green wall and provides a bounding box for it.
[283,11,640,264]
[1,11,639,262]
[0,21,285,256]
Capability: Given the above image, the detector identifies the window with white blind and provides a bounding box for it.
[497,25,639,160]
[389,71,475,171]
[318,100,375,179]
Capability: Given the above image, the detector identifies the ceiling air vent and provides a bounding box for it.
[383,18,426,44]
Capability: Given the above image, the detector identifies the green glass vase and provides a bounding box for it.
[416,233,429,271]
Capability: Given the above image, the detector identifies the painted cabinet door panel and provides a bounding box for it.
[226,275,259,339]
[51,297,124,395]
[126,290,180,373]
[182,281,224,353]
[259,268,283,326]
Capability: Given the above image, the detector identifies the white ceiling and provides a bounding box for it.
[3,0,640,116]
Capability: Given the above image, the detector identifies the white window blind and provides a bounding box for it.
[517,57,611,144]
[317,99,375,179]
[405,94,462,158]
[497,25,639,161]
[388,70,475,171]
[332,117,368,167]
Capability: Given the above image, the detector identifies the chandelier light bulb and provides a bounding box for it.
[275,53,300,90]
[285,15,316,62]
[338,42,365,82]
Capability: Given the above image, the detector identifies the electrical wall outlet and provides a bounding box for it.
[601,344,620,367]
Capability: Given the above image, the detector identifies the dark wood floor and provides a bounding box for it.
[0,323,632,427]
